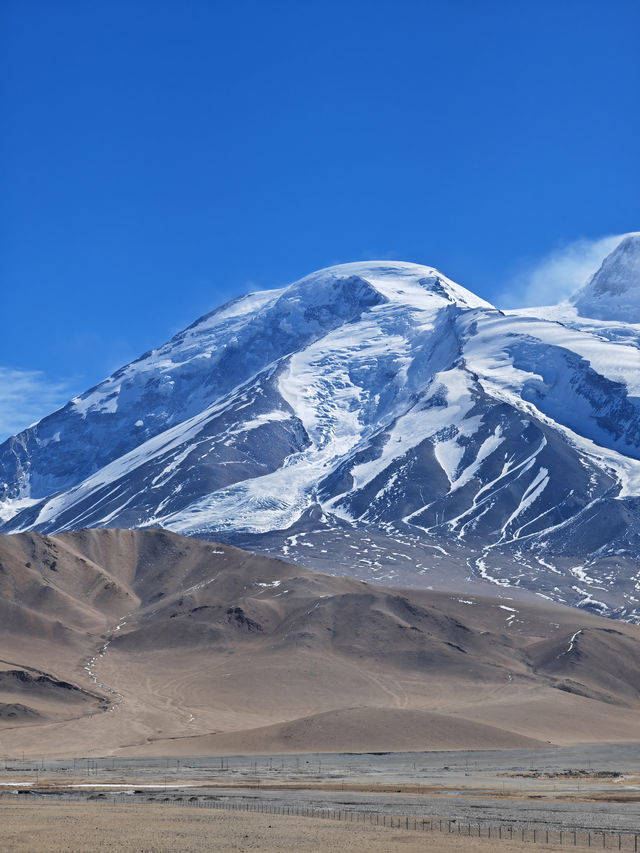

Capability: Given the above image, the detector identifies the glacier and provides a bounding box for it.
[2,241,640,620]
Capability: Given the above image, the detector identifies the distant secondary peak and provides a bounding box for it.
[572,233,640,322]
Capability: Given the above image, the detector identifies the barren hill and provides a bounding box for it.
[0,528,638,757]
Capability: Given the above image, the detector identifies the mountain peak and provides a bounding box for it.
[3,250,640,620]
[294,260,494,311]
[572,233,640,321]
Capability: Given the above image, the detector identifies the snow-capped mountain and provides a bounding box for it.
[2,237,640,620]
[573,233,640,322]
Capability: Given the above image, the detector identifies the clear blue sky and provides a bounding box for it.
[1,0,638,438]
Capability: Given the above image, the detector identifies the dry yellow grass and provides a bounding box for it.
[0,801,585,852]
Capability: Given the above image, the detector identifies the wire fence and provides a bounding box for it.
[22,792,640,850]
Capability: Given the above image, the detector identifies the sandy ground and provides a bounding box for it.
[0,802,592,852]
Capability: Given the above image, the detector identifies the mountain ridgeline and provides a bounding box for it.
[1,528,639,756]
[2,235,640,620]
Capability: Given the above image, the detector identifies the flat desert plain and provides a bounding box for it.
[0,801,610,852]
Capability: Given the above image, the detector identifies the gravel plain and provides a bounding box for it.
[1,744,639,836]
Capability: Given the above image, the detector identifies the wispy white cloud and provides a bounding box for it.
[0,367,74,443]
[497,234,625,308]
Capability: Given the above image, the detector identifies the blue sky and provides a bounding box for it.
[1,0,638,439]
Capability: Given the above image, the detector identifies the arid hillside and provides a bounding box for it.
[0,529,638,757]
